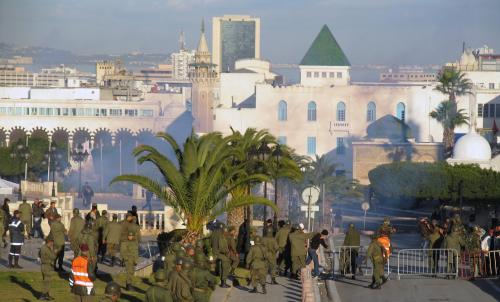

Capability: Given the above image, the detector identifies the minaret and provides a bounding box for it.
[179,29,186,51]
[190,19,219,133]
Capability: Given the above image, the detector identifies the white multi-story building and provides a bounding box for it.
[171,49,195,80]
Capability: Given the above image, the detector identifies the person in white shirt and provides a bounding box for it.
[481,229,494,276]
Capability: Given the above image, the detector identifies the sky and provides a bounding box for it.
[1,0,500,65]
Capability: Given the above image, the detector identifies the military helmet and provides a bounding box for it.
[182,257,194,270]
[195,240,204,248]
[73,208,80,215]
[154,269,167,282]
[104,281,121,296]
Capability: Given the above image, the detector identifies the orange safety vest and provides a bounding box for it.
[377,236,391,257]
[70,256,93,288]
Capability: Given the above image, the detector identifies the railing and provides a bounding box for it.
[325,245,391,279]
[397,249,459,280]
[459,250,500,279]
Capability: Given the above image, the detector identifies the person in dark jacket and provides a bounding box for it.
[9,210,24,268]
[32,199,45,239]
[2,198,11,246]
[306,229,329,277]
[131,206,139,225]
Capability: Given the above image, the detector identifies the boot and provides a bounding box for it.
[249,287,258,293]
[382,276,388,284]
[371,283,381,290]
[262,284,267,294]
[38,293,49,301]
[47,295,55,301]
[14,256,22,269]
[125,284,133,291]
[110,256,115,267]
[8,254,14,268]
[271,277,278,285]
[220,280,230,288]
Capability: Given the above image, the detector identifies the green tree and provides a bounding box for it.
[434,68,473,156]
[111,131,277,243]
[430,100,469,158]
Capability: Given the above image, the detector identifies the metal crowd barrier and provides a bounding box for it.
[459,250,500,279]
[326,245,391,279]
[397,249,459,280]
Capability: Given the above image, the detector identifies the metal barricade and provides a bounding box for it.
[325,245,391,279]
[460,250,500,279]
[481,250,500,277]
[397,249,459,280]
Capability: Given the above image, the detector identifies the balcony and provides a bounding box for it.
[329,121,350,131]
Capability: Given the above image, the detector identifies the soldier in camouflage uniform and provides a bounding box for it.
[0,204,5,248]
[442,226,464,277]
[99,281,121,302]
[275,220,291,275]
[103,214,122,266]
[246,236,268,294]
[48,214,66,271]
[170,258,194,302]
[120,213,141,291]
[145,269,173,302]
[261,228,279,284]
[19,199,32,239]
[366,234,386,289]
[95,210,109,263]
[190,254,216,302]
[69,208,85,256]
[79,221,98,273]
[39,235,57,300]
[216,226,232,288]
[226,226,239,274]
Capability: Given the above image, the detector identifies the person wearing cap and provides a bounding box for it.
[170,258,194,302]
[288,223,318,279]
[69,208,85,256]
[45,201,58,226]
[120,212,141,291]
[32,199,45,239]
[39,235,57,300]
[70,243,96,301]
[442,225,465,276]
[366,234,385,289]
[48,213,67,271]
[8,210,24,268]
[145,269,173,302]
[103,213,122,267]
[275,220,291,275]
[246,236,268,294]
[261,227,279,284]
[85,204,101,224]
[99,281,121,302]
[96,210,109,264]
[215,225,231,288]
[79,221,97,272]
[19,199,33,239]
[190,253,216,302]
[341,224,360,279]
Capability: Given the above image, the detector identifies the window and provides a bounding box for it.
[484,104,489,117]
[337,72,342,78]
[125,109,137,117]
[322,72,327,78]
[62,108,69,116]
[307,137,316,155]
[100,109,108,116]
[367,102,376,122]
[489,83,495,89]
[55,108,60,116]
[329,72,335,78]
[31,108,37,115]
[336,101,346,121]
[140,109,154,117]
[76,108,84,116]
[489,103,496,118]
[396,102,406,121]
[277,136,287,145]
[337,137,345,155]
[314,72,319,78]
[307,72,311,78]
[307,101,317,121]
[278,100,287,121]
[478,104,483,117]
[496,104,500,118]
[110,109,122,116]
[84,108,92,116]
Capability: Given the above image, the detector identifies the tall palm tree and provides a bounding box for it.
[430,100,469,157]
[434,68,473,156]
[225,128,276,228]
[111,131,277,243]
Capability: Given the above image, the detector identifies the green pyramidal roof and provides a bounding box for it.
[300,25,350,67]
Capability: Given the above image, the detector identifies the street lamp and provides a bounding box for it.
[271,144,282,233]
[45,143,62,197]
[10,143,30,200]
[71,143,89,198]
[257,141,271,222]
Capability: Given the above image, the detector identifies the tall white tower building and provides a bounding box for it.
[171,30,195,80]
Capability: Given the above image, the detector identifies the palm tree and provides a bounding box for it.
[111,131,277,243]
[430,100,469,157]
[434,68,473,156]
[225,128,276,228]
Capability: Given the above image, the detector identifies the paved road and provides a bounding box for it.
[324,232,500,302]
[210,276,303,302]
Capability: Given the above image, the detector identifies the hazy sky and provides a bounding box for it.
[1,0,499,65]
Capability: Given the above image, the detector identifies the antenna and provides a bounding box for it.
[462,41,465,53]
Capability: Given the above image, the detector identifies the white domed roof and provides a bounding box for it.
[453,132,491,161]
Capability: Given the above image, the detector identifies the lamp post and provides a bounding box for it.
[71,143,89,198]
[44,143,61,197]
[257,141,271,222]
[10,143,30,201]
[271,144,282,233]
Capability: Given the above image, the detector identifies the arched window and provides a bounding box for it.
[278,100,287,121]
[367,102,376,122]
[396,102,406,121]
[307,101,317,121]
[336,101,346,121]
